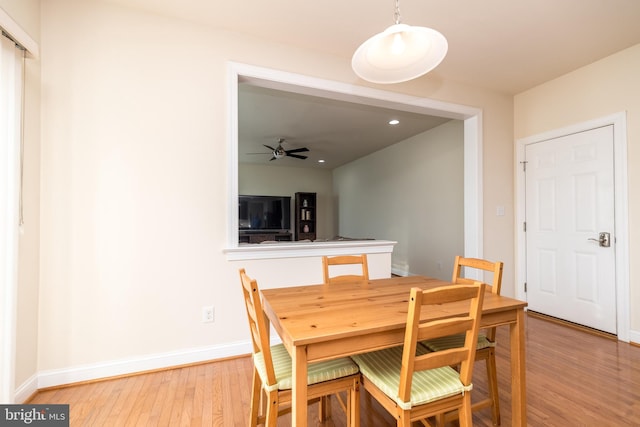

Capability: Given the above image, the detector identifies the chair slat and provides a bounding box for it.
[415,348,470,371]
[417,318,474,342]
[322,254,369,284]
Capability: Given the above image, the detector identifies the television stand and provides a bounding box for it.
[239,231,292,244]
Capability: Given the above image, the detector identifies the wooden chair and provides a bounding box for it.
[322,254,369,284]
[239,268,361,427]
[423,256,504,425]
[351,282,485,427]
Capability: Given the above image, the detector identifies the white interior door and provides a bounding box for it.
[525,125,616,334]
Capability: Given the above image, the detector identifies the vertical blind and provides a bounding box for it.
[0,31,24,404]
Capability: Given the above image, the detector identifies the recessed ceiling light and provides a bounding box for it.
[389,119,400,125]
[318,159,325,163]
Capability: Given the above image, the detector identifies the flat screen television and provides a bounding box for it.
[238,195,291,231]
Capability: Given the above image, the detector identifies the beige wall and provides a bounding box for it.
[514,43,640,338]
[0,0,41,398]
[31,0,513,384]
[334,120,464,280]
[0,0,40,42]
[238,164,335,240]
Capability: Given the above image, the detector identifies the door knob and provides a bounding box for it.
[588,232,610,247]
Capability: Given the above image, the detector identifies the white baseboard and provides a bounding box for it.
[14,373,38,403]
[34,340,252,392]
[18,328,640,402]
[390,265,410,277]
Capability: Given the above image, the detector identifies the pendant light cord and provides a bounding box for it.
[394,0,402,24]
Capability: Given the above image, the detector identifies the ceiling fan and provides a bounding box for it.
[248,138,310,161]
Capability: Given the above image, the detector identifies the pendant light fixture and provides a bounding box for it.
[352,0,448,84]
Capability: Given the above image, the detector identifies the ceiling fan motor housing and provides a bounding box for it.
[274,146,286,158]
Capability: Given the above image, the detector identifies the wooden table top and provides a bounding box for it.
[261,275,528,348]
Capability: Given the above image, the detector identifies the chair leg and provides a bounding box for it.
[318,396,327,421]
[249,369,261,427]
[458,394,474,427]
[349,377,361,427]
[345,392,351,426]
[397,409,411,427]
[265,390,278,427]
[486,349,501,426]
[321,395,333,421]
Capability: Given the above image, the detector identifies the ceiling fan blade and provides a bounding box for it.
[269,156,277,161]
[245,152,270,155]
[285,147,310,154]
[263,144,276,151]
[287,153,308,160]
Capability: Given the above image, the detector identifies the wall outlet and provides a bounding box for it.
[202,306,214,323]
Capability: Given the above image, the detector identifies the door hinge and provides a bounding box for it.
[523,222,526,232]
[520,161,528,172]
[524,282,527,292]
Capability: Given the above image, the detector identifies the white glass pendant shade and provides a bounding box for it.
[352,23,448,84]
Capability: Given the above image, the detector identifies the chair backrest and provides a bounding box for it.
[398,283,486,404]
[452,256,502,341]
[239,268,277,387]
[452,256,503,296]
[322,254,369,284]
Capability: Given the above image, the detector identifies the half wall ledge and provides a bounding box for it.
[223,239,397,261]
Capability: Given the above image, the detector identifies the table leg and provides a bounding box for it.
[292,344,308,426]
[510,308,527,425]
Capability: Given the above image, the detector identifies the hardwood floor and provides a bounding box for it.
[29,313,640,426]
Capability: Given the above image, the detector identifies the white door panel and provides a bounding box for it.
[525,125,616,334]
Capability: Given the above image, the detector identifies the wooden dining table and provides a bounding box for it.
[261,275,528,426]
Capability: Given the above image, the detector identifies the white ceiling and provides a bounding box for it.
[238,84,451,168]
[105,0,640,168]
[106,0,640,94]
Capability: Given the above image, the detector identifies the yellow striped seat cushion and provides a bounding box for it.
[351,345,471,410]
[422,333,494,352]
[253,343,359,391]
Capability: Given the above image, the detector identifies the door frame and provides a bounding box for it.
[515,112,629,342]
